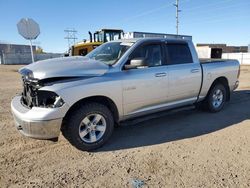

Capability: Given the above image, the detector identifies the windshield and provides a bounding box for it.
[94,32,104,42]
[105,31,122,42]
[86,42,134,65]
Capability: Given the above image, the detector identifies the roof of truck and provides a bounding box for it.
[113,37,190,43]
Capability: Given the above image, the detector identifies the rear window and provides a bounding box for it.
[166,43,193,65]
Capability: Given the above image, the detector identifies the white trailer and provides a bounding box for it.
[123,31,192,41]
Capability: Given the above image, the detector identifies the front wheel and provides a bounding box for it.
[206,83,227,113]
[62,103,114,151]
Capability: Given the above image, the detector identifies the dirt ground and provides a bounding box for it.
[0,65,250,188]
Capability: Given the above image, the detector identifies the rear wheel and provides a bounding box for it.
[206,83,227,113]
[62,103,114,151]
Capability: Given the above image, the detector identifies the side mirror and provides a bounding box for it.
[124,58,145,70]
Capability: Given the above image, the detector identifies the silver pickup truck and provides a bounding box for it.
[11,38,240,151]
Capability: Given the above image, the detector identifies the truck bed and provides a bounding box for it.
[199,58,229,64]
[198,58,240,101]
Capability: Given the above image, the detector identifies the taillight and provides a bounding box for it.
[237,66,241,79]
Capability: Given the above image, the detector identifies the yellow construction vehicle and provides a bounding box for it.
[71,29,123,56]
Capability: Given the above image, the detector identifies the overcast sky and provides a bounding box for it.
[0,0,249,53]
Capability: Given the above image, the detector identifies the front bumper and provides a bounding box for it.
[11,96,68,139]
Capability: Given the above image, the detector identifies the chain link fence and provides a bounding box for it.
[0,52,63,65]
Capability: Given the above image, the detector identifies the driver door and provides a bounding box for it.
[121,42,168,117]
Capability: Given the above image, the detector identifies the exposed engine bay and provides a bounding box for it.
[21,76,64,108]
[19,68,70,109]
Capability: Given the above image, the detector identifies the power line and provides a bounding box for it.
[181,1,250,26]
[182,15,248,26]
[122,0,190,23]
[122,4,172,22]
[184,1,250,16]
[173,0,181,35]
[64,28,77,50]
[185,0,234,11]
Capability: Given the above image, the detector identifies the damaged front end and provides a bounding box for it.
[20,70,65,109]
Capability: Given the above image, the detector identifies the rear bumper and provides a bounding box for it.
[11,96,68,139]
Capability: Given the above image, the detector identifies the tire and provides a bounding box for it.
[62,103,114,151]
[206,83,227,113]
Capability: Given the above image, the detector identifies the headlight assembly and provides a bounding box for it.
[36,90,65,108]
[53,96,65,108]
[21,89,65,108]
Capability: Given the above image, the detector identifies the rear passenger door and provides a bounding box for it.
[165,42,202,104]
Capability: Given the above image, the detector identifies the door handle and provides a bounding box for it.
[155,72,167,77]
[191,69,200,73]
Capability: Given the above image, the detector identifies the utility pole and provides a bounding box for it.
[64,28,78,50]
[173,0,181,35]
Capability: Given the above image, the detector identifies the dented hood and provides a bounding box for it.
[19,56,109,80]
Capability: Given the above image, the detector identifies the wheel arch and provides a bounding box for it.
[207,77,230,101]
[63,95,120,124]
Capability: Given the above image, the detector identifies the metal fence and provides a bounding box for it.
[0,52,63,65]
[222,53,250,65]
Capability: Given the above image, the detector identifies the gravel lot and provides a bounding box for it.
[0,65,250,188]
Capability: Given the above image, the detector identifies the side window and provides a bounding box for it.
[79,48,88,56]
[166,43,193,65]
[130,44,162,67]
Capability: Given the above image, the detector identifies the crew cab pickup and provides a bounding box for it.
[11,38,240,151]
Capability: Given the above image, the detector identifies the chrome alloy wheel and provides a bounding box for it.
[78,113,107,143]
[212,89,224,108]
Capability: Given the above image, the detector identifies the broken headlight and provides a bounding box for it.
[35,90,64,108]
